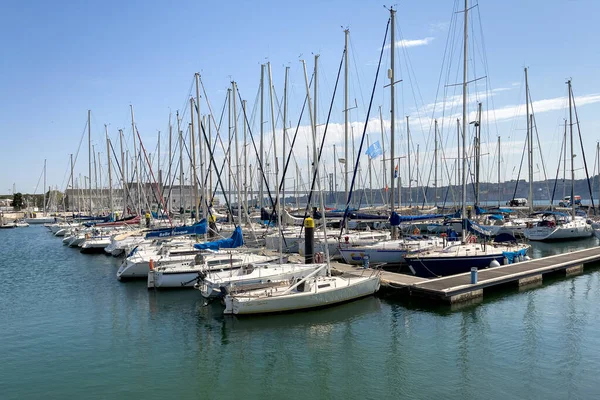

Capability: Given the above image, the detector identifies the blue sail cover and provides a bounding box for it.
[389,212,450,225]
[194,226,243,251]
[145,219,207,239]
[502,248,528,263]
[466,219,492,236]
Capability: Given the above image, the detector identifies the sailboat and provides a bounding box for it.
[403,0,530,278]
[24,160,57,224]
[523,80,592,241]
[223,49,380,315]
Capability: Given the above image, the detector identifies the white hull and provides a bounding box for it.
[524,218,592,241]
[224,274,380,315]
[198,263,326,298]
[338,237,443,265]
[24,217,56,224]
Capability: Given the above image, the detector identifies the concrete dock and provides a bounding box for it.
[328,247,600,304]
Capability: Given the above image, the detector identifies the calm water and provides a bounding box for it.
[1,226,600,399]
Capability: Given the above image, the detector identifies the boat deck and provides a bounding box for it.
[326,246,600,304]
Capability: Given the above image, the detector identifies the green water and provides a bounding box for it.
[1,226,599,399]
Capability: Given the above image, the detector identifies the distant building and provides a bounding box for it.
[64,183,205,213]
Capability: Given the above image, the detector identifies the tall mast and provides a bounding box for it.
[105,125,114,216]
[130,105,140,216]
[475,102,482,207]
[379,106,386,199]
[497,136,501,207]
[344,28,350,204]
[259,65,265,209]
[88,110,92,215]
[389,7,397,239]
[178,112,184,223]
[243,100,248,214]
[195,73,204,220]
[313,55,319,186]
[233,81,241,225]
[434,119,438,207]
[190,97,198,222]
[568,79,575,218]
[119,129,126,215]
[283,66,289,213]
[461,0,468,242]
[407,115,411,207]
[525,67,533,212]
[268,63,282,258]
[563,119,567,199]
[227,89,232,210]
[70,154,74,211]
[597,141,599,213]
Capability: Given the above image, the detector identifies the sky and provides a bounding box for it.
[1,0,600,201]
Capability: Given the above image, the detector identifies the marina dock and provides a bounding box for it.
[327,247,600,304]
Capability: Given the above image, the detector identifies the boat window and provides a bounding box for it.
[318,284,331,289]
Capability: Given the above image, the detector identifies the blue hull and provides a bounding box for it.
[406,254,507,278]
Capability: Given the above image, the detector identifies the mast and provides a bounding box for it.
[344,28,350,204]
[568,79,575,218]
[333,144,337,206]
[227,89,232,212]
[389,7,397,239]
[563,119,567,200]
[434,119,438,207]
[177,112,184,223]
[525,67,533,212]
[475,102,482,207]
[233,81,241,225]
[195,73,204,221]
[313,54,319,187]
[190,98,198,222]
[267,62,282,258]
[243,100,248,214]
[407,115,411,207]
[597,141,599,214]
[497,136,501,207]
[70,154,74,211]
[119,129,126,215]
[283,66,289,213]
[88,110,92,215]
[105,125,113,216]
[130,105,140,216]
[379,106,386,200]
[259,65,265,209]
[461,0,468,242]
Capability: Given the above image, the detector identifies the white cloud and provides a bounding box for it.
[382,37,434,50]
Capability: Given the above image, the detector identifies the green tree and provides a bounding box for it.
[11,192,24,210]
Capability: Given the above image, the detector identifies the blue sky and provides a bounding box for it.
[1,0,599,200]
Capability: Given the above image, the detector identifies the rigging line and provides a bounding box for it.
[135,127,173,226]
[234,87,277,213]
[550,127,566,206]
[511,135,528,202]
[296,48,346,234]
[339,17,390,235]
[199,103,237,226]
[571,85,596,214]
[528,86,552,202]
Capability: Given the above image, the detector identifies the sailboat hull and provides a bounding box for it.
[224,275,380,315]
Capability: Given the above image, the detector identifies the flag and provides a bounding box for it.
[365,141,383,159]
[394,164,398,178]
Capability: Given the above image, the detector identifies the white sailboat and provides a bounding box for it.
[523,80,593,241]
[223,51,380,315]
